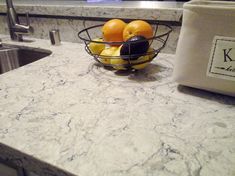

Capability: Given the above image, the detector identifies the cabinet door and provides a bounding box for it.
[0,162,24,176]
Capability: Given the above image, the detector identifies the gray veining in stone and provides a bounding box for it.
[0,1,183,21]
[0,35,234,176]
[0,15,180,54]
[0,1,182,54]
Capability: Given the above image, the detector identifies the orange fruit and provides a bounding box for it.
[102,19,127,44]
[123,20,153,41]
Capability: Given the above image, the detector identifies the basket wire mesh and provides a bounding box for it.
[78,22,172,70]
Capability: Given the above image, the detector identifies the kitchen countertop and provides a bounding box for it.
[0,35,235,176]
[0,0,183,22]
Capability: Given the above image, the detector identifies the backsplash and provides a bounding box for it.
[0,15,180,54]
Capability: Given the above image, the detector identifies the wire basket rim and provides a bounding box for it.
[77,23,172,45]
[77,22,172,70]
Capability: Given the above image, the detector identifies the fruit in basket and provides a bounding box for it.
[147,47,155,60]
[102,19,127,44]
[99,46,119,65]
[131,47,154,70]
[131,55,150,70]
[120,35,149,60]
[88,38,105,55]
[123,20,153,41]
[110,46,128,70]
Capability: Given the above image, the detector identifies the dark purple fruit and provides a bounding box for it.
[120,35,149,60]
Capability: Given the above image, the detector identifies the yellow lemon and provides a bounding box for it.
[88,38,105,55]
[99,46,118,65]
[110,46,128,70]
[131,55,150,70]
[147,47,155,60]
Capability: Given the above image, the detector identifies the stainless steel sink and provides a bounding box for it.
[0,44,52,74]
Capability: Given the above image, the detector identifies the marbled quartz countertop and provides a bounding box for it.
[0,35,235,176]
[0,0,183,21]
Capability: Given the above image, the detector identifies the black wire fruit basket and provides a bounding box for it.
[78,22,172,70]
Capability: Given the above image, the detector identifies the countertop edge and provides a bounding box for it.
[0,1,183,22]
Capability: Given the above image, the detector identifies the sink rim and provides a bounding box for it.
[0,43,52,75]
[1,43,52,55]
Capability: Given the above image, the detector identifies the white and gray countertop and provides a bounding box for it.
[0,1,182,54]
[0,0,183,21]
[0,35,235,176]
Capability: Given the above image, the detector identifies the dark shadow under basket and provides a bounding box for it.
[78,22,172,70]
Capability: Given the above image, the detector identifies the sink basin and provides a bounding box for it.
[0,44,52,74]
